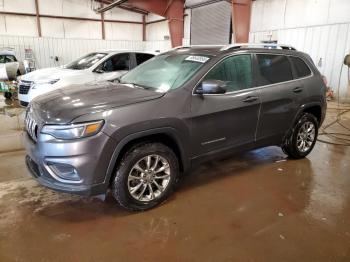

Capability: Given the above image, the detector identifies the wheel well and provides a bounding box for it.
[303,106,321,123]
[110,133,184,185]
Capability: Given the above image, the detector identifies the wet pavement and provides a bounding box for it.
[0,103,350,261]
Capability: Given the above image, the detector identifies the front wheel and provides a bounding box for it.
[282,113,318,159]
[112,143,179,211]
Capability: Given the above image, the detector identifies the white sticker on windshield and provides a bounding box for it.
[185,55,209,63]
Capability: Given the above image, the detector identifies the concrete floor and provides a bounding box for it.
[0,98,350,261]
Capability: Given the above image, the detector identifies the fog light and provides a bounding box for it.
[47,162,81,181]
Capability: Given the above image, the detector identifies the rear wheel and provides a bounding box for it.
[112,143,179,211]
[282,113,318,159]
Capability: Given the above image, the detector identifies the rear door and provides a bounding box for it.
[255,53,308,143]
[133,53,155,69]
[190,54,261,156]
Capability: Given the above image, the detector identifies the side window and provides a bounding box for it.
[6,55,17,62]
[102,53,130,72]
[136,53,154,65]
[290,56,311,78]
[203,55,253,92]
[0,55,5,63]
[257,54,293,85]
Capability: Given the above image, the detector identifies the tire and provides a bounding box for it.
[4,92,12,99]
[112,142,179,211]
[282,113,318,159]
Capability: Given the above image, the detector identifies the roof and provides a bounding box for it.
[164,43,298,56]
[165,45,225,56]
[97,50,157,55]
[0,50,16,56]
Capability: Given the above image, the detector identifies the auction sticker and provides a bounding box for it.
[185,56,210,63]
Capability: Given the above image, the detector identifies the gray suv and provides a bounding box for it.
[24,44,327,211]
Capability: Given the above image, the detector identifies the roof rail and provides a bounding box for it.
[221,43,297,51]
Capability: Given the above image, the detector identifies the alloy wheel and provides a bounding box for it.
[296,121,316,153]
[127,154,171,202]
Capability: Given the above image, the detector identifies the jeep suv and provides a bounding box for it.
[24,44,327,211]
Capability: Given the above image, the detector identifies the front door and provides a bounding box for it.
[95,53,131,81]
[190,54,261,157]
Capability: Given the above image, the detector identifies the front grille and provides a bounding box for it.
[20,101,29,107]
[25,111,38,142]
[18,80,33,94]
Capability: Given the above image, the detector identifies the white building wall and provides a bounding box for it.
[0,0,171,69]
[0,0,143,40]
[146,22,169,41]
[145,13,169,42]
[250,0,350,101]
[0,0,36,13]
[0,15,38,37]
[105,23,143,41]
[0,34,170,69]
[183,9,191,45]
[144,13,171,50]
[0,35,144,69]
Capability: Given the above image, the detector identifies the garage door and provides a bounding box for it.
[186,0,232,45]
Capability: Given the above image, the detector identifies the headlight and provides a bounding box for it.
[32,79,59,89]
[41,120,104,140]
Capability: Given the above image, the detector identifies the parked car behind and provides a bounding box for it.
[24,44,327,211]
[0,49,25,78]
[18,51,155,106]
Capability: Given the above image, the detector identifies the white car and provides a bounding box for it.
[18,50,155,106]
[0,49,25,79]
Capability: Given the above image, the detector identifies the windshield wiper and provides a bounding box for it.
[121,82,151,90]
[113,77,121,83]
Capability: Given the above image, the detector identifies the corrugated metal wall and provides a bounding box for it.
[0,0,144,40]
[0,0,172,69]
[0,35,170,69]
[250,0,350,102]
[188,1,231,45]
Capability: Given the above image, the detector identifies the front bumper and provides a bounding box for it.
[23,131,117,196]
[18,84,57,105]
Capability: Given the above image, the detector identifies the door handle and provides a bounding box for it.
[293,87,303,93]
[242,96,258,103]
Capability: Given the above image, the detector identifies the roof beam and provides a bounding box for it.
[126,0,185,47]
[94,0,148,14]
[0,11,142,24]
[95,0,128,13]
[232,0,252,43]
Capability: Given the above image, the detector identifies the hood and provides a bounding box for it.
[31,82,165,124]
[20,67,87,82]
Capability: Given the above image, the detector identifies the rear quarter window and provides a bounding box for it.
[257,54,293,85]
[290,56,312,78]
[136,53,154,65]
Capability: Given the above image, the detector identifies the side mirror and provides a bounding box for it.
[195,80,227,95]
[111,77,121,83]
[94,67,105,74]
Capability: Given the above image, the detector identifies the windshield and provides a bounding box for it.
[64,52,107,70]
[0,55,17,63]
[120,54,211,92]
